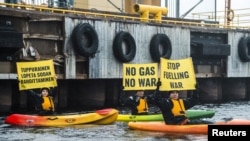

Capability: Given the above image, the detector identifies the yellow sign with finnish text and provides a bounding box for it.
[16,60,57,90]
[123,63,158,90]
[160,57,196,91]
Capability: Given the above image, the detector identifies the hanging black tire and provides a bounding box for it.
[72,23,99,57]
[238,36,250,62]
[113,31,136,62]
[150,34,172,62]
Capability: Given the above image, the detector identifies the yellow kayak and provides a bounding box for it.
[5,108,118,127]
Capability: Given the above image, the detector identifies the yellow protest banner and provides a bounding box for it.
[16,59,57,90]
[123,63,158,90]
[160,57,196,91]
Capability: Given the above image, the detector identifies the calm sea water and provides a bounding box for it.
[1,101,250,141]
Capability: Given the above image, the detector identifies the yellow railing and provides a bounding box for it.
[0,2,249,30]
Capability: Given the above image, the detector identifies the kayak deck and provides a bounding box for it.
[117,109,215,122]
[128,119,250,134]
[5,108,118,127]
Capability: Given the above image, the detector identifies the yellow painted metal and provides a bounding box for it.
[133,4,168,23]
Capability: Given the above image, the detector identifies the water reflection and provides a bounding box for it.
[1,101,250,141]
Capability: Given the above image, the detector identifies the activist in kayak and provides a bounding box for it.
[119,82,212,124]
[153,81,213,125]
[19,75,58,115]
[120,88,153,115]
[23,86,58,115]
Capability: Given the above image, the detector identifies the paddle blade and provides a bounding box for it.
[96,108,112,115]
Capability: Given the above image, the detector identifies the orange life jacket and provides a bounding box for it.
[42,96,55,111]
[136,98,148,114]
[171,99,186,116]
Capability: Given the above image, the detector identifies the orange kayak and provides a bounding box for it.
[5,108,118,127]
[128,119,250,134]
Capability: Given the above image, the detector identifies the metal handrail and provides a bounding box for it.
[191,8,250,27]
[0,2,249,30]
